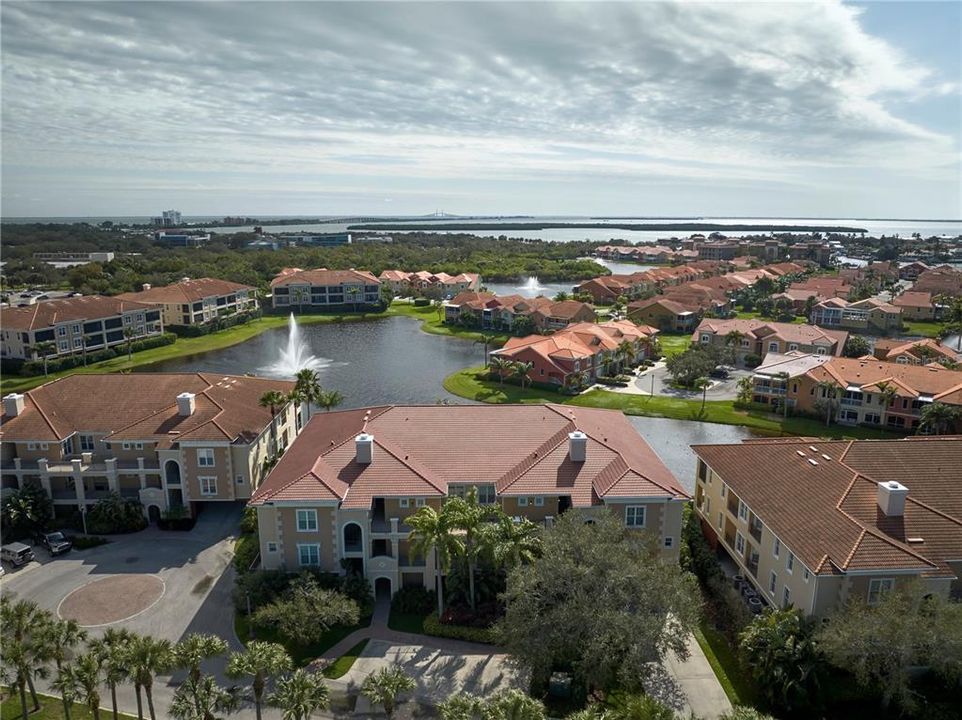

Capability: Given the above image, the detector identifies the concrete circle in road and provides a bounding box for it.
[59,574,165,626]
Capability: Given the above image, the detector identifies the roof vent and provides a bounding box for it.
[877,480,908,517]
[176,392,195,416]
[355,433,374,465]
[3,393,25,417]
[796,450,805,457]
[569,431,587,463]
[808,459,818,466]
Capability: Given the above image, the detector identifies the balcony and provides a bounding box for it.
[726,495,739,517]
[398,553,426,568]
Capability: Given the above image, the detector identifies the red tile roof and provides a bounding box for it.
[270,268,379,287]
[0,296,159,331]
[118,278,254,304]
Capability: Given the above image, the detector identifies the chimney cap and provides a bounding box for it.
[569,430,587,440]
[177,391,195,399]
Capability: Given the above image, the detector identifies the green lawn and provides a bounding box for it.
[322,639,369,679]
[1,688,137,720]
[693,623,758,707]
[900,320,943,338]
[734,311,806,324]
[386,302,510,346]
[234,611,372,666]
[445,366,903,440]
[657,334,692,358]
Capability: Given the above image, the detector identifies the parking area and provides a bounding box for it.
[595,362,752,401]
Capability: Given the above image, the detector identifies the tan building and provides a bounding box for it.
[810,297,903,335]
[872,338,960,366]
[692,318,847,362]
[251,404,688,594]
[627,297,700,333]
[1,374,302,520]
[271,268,382,310]
[378,270,482,297]
[0,296,164,362]
[118,277,257,327]
[692,437,962,616]
[891,291,936,321]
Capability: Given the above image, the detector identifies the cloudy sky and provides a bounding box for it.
[2,1,959,218]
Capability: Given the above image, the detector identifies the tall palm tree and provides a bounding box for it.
[511,361,534,391]
[226,641,293,720]
[90,628,135,720]
[360,665,415,720]
[73,652,104,720]
[127,634,174,720]
[443,487,493,611]
[50,664,81,720]
[259,390,287,454]
[815,380,839,427]
[169,676,239,720]
[173,633,228,683]
[616,339,635,370]
[33,340,56,376]
[39,618,88,720]
[348,286,361,313]
[317,390,344,412]
[489,356,513,386]
[486,515,542,569]
[123,326,136,361]
[696,376,711,413]
[293,368,322,416]
[1,597,51,712]
[268,669,329,720]
[407,505,462,616]
[919,401,961,436]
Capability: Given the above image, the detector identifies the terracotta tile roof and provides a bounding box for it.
[693,318,848,352]
[892,291,934,309]
[1,374,294,448]
[693,437,962,577]
[270,268,379,287]
[252,404,687,509]
[876,338,959,363]
[805,358,962,404]
[117,278,254,304]
[0,296,159,331]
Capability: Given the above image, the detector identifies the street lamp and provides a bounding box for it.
[78,504,88,535]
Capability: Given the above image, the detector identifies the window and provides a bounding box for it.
[705,497,711,514]
[773,538,781,558]
[297,544,320,567]
[664,537,674,548]
[40,442,48,450]
[267,542,278,553]
[717,512,723,530]
[123,442,131,450]
[197,448,215,467]
[787,552,795,574]
[868,578,895,604]
[80,435,95,452]
[58,340,69,352]
[700,333,711,344]
[73,337,83,348]
[721,484,727,498]
[697,460,708,483]
[200,477,217,496]
[134,442,143,450]
[735,532,745,554]
[803,568,810,583]
[71,324,81,334]
[57,326,67,337]
[60,439,72,457]
[534,496,544,507]
[769,571,777,595]
[27,442,36,451]
[625,506,646,528]
[768,341,779,353]
[738,500,748,521]
[236,475,244,485]
[783,586,791,608]
[296,509,318,532]
[399,498,410,508]
[518,497,529,507]
[416,498,425,507]
[788,343,799,351]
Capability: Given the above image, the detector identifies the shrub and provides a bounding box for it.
[158,504,196,531]
[233,533,260,573]
[252,575,360,646]
[340,573,374,609]
[86,493,148,534]
[413,297,430,307]
[233,569,293,614]
[169,309,262,337]
[72,535,110,550]
[240,506,258,534]
[423,613,496,644]
[743,353,762,368]
[20,333,177,375]
[391,586,436,615]
[127,332,176,353]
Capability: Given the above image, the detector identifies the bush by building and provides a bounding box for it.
[390,586,438,615]
[20,332,176,376]
[86,493,148,534]
[168,308,263,337]
[423,613,496,644]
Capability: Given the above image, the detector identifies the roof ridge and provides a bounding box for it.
[496,421,573,492]
[373,435,447,494]
[23,385,64,438]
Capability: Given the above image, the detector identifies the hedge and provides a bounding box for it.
[169,309,263,337]
[423,613,496,644]
[21,332,176,375]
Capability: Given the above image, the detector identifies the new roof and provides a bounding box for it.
[251,404,687,509]
[1,296,158,331]
[118,278,254,304]
[693,437,962,577]
[1,373,295,447]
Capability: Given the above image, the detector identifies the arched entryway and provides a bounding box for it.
[147,505,162,523]
[374,576,392,602]
[343,522,363,553]
[164,460,182,486]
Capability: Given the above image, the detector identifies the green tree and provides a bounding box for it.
[605,693,673,720]
[735,376,754,405]
[485,515,542,569]
[73,653,104,720]
[317,389,344,412]
[482,689,547,720]
[496,513,699,694]
[842,334,870,358]
[489,356,513,385]
[510,360,534,390]
[127,634,174,720]
[226,641,293,720]
[919,401,961,435]
[0,597,51,713]
[814,380,838,427]
[665,346,720,388]
[169,676,239,720]
[259,390,287,452]
[738,609,823,712]
[719,709,778,720]
[444,486,494,611]
[268,669,329,720]
[173,633,228,683]
[407,504,462,616]
[50,664,82,720]
[38,618,88,720]
[293,368,322,416]
[360,664,416,719]
[33,340,57,376]
[252,575,359,647]
[89,628,135,720]
[123,325,136,361]
[511,314,534,336]
[2,482,54,541]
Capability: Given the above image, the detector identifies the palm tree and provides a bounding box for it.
[226,641,293,720]
[50,664,81,720]
[39,618,88,720]
[317,390,343,412]
[874,381,898,423]
[347,286,361,313]
[127,634,174,720]
[259,390,287,454]
[90,628,135,720]
[511,361,534,390]
[444,487,493,611]
[696,376,711,413]
[123,326,136,361]
[489,356,513,385]
[815,380,839,427]
[293,368,322,417]
[486,515,542,569]
[173,633,228,683]
[483,689,547,720]
[360,665,416,719]
[1,597,51,712]
[169,676,239,720]
[616,339,635,370]
[919,402,962,436]
[725,330,746,351]
[407,505,462,616]
[74,653,104,720]
[34,340,56,376]
[605,693,673,720]
[268,669,329,720]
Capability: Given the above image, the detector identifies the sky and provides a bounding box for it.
[1,1,960,219]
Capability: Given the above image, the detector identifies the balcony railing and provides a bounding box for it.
[839,398,862,406]
[724,531,735,549]
[749,521,763,544]
[398,553,426,567]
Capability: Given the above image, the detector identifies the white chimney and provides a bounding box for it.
[355,433,373,465]
[3,393,25,417]
[877,481,908,516]
[569,431,587,463]
[142,283,152,291]
[176,392,196,416]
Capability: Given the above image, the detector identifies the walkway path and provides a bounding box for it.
[645,634,733,720]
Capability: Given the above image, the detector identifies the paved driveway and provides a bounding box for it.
[596,363,752,401]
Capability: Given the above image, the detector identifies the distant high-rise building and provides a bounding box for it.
[152,209,182,227]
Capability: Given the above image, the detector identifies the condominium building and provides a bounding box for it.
[270,268,382,310]
[692,437,962,616]
[872,338,960,366]
[251,404,689,594]
[443,293,596,332]
[1,374,302,520]
[692,318,847,362]
[379,269,482,297]
[118,278,257,327]
[891,291,936,321]
[810,297,903,334]
[749,351,833,408]
[0,296,163,361]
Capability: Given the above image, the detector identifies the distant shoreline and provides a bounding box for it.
[347,221,870,233]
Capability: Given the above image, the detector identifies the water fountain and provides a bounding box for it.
[262,313,331,377]
[517,276,548,295]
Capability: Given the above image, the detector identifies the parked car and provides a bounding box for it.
[1,542,36,567]
[709,367,730,379]
[35,531,72,555]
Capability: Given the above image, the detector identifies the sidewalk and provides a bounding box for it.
[645,633,733,720]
